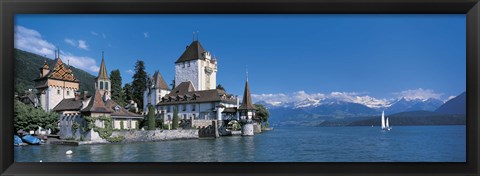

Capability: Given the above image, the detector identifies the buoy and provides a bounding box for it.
[66,150,73,155]
[39,160,42,162]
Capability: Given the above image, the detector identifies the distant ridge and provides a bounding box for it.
[14,49,96,94]
[435,92,466,115]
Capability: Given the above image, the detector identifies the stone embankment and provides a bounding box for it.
[111,129,199,143]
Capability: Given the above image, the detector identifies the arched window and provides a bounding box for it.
[100,81,104,89]
[105,82,109,90]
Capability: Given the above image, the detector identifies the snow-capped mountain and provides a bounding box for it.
[385,97,444,114]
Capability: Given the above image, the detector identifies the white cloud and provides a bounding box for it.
[14,25,55,58]
[60,51,99,73]
[393,88,443,101]
[91,31,106,39]
[77,40,89,50]
[126,69,134,75]
[64,38,89,50]
[15,26,99,73]
[143,32,149,38]
[64,38,76,47]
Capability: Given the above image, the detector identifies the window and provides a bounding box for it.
[182,104,186,111]
[183,114,187,119]
[100,81,104,89]
[167,106,171,113]
[67,91,70,96]
[105,82,109,90]
[191,104,196,111]
[57,90,60,95]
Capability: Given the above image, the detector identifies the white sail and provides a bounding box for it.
[381,111,386,129]
[386,117,390,128]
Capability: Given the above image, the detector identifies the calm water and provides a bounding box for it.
[14,126,466,162]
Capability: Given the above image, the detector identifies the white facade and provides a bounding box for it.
[143,88,170,113]
[158,101,237,125]
[175,53,217,91]
[41,85,77,111]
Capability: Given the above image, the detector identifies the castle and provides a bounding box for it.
[144,40,257,131]
[34,51,142,140]
[28,38,257,140]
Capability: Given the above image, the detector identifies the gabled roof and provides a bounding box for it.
[239,80,256,110]
[53,98,84,111]
[37,58,78,82]
[81,90,112,113]
[96,55,109,80]
[171,81,195,94]
[157,81,236,105]
[52,92,91,112]
[105,99,143,118]
[175,41,206,63]
[152,71,170,90]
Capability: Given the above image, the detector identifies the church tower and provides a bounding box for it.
[34,50,80,111]
[174,40,217,91]
[95,52,111,100]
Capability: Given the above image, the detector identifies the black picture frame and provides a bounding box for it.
[1,0,479,175]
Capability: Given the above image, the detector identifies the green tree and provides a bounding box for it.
[147,104,156,130]
[110,69,125,106]
[254,104,270,128]
[216,84,225,91]
[132,60,148,111]
[172,106,179,129]
[123,83,133,102]
[14,100,59,133]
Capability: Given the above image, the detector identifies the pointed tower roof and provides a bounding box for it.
[42,60,49,70]
[152,70,170,90]
[175,41,206,63]
[97,52,109,80]
[81,90,112,113]
[239,80,256,110]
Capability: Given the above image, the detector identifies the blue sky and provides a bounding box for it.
[15,14,466,103]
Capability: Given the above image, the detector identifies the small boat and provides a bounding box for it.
[14,135,24,146]
[22,134,41,145]
[381,111,392,131]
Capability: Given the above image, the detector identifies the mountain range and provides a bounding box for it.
[257,91,466,127]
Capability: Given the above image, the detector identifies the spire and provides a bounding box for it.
[246,65,248,81]
[239,79,256,110]
[42,59,49,70]
[97,52,109,79]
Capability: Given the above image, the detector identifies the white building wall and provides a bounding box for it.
[175,60,199,90]
[45,86,76,111]
[174,59,217,91]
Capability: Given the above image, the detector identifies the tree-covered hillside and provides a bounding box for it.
[14,49,95,95]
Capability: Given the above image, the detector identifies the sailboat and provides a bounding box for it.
[381,111,392,131]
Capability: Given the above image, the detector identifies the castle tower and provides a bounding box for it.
[34,50,80,111]
[143,70,171,113]
[95,52,111,100]
[238,79,256,120]
[174,40,217,91]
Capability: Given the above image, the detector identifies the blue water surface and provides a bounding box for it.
[14,126,466,162]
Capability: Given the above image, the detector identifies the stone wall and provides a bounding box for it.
[111,129,198,143]
[192,119,215,128]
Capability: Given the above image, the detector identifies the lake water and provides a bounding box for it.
[14,126,466,162]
